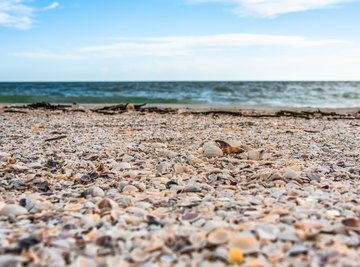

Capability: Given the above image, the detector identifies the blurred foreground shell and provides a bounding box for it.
[207,228,232,245]
[342,218,360,231]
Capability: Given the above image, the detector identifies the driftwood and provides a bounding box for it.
[3,109,28,114]
[45,135,67,142]
[93,103,146,113]
[5,102,73,110]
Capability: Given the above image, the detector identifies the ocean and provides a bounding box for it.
[0,81,359,108]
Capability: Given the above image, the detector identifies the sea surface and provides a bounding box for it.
[0,81,359,108]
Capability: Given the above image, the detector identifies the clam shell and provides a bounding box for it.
[207,228,232,245]
[130,248,149,263]
[203,145,223,157]
[0,204,28,217]
[229,234,259,254]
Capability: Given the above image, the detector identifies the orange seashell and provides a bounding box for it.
[97,162,105,172]
[215,140,245,154]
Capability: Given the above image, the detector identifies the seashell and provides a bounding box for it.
[12,163,29,172]
[203,145,223,157]
[187,154,202,164]
[96,162,105,172]
[122,155,135,162]
[83,186,105,198]
[228,248,244,265]
[255,224,279,241]
[183,184,201,193]
[70,256,97,267]
[247,149,265,161]
[181,213,199,221]
[64,203,83,212]
[283,169,300,179]
[145,236,164,252]
[229,233,259,254]
[306,172,321,182]
[97,198,118,213]
[174,164,191,174]
[122,185,139,194]
[215,140,245,154]
[0,152,10,162]
[207,228,232,245]
[189,232,207,248]
[112,162,131,172]
[27,162,42,169]
[342,218,360,231]
[288,244,308,256]
[156,162,170,174]
[0,204,28,217]
[0,255,27,267]
[130,248,149,263]
[166,181,179,189]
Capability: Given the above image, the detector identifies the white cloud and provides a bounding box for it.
[14,51,83,60]
[190,0,355,16]
[43,2,59,11]
[0,0,34,29]
[0,0,60,29]
[78,34,348,57]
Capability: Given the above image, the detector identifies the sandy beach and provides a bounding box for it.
[0,104,360,266]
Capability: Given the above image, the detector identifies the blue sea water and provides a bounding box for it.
[0,81,359,108]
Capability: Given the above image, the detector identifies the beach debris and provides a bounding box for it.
[45,135,67,142]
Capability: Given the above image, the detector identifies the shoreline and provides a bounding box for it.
[2,102,360,114]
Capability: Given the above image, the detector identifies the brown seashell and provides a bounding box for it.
[215,140,245,154]
[207,228,232,245]
[97,199,118,213]
[342,218,360,230]
[96,162,105,172]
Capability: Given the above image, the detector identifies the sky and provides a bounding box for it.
[0,0,360,81]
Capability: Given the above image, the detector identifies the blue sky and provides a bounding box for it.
[0,0,360,81]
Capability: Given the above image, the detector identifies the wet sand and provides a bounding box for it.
[0,105,360,266]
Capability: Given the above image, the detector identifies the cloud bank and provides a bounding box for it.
[191,0,355,16]
[79,34,348,57]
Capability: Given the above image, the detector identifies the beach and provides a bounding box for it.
[0,104,360,266]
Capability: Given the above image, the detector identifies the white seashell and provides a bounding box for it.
[229,233,259,254]
[283,169,300,179]
[0,204,28,217]
[112,162,131,172]
[203,145,223,157]
[256,224,279,241]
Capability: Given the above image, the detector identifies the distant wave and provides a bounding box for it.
[0,81,359,108]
